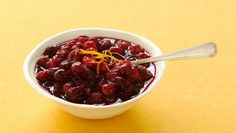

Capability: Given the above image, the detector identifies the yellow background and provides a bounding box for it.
[0,0,235,132]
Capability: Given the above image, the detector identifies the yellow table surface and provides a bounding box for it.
[0,0,235,132]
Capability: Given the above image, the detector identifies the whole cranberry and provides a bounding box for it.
[118,61,132,75]
[142,70,153,81]
[49,55,63,68]
[36,70,52,82]
[99,39,112,51]
[118,40,131,50]
[83,41,97,50]
[99,62,109,74]
[109,47,124,55]
[129,67,140,80]
[71,62,96,81]
[137,65,153,81]
[56,48,70,59]
[129,44,144,54]
[64,87,79,101]
[67,40,76,47]
[37,56,49,68]
[73,85,84,96]
[59,60,71,69]
[68,49,81,63]
[54,69,68,82]
[71,62,85,75]
[101,83,116,96]
[76,36,89,43]
[43,46,58,57]
[82,56,96,68]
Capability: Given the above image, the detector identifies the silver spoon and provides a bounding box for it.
[131,42,217,64]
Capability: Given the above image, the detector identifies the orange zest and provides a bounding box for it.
[79,49,122,74]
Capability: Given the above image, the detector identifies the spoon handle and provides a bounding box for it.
[131,42,217,64]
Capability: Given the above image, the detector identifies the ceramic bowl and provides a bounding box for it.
[23,28,165,119]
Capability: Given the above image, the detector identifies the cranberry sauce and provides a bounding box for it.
[35,36,156,105]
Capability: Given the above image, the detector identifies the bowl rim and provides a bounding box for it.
[23,28,165,109]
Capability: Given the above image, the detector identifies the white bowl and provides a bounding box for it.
[23,28,165,119]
